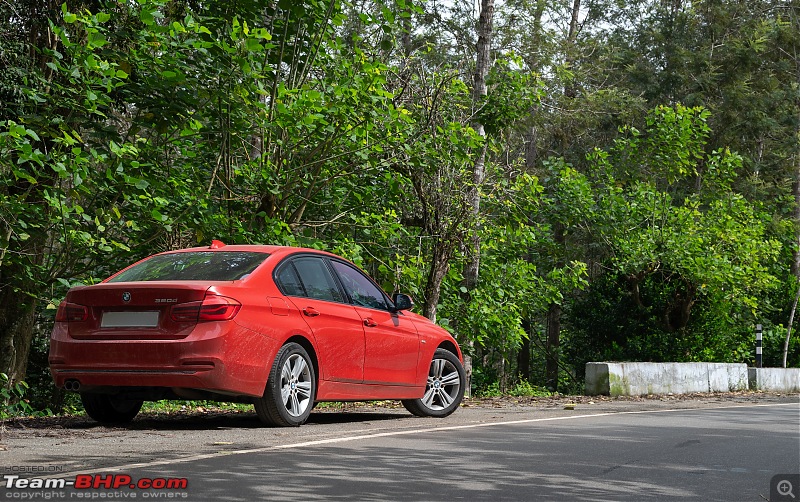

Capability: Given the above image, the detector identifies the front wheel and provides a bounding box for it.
[255,343,316,427]
[402,348,465,418]
[80,393,143,424]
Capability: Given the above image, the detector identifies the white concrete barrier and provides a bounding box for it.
[585,362,749,396]
[748,368,800,392]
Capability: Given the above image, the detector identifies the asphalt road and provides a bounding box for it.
[2,395,799,501]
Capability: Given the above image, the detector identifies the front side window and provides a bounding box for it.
[108,252,269,282]
[291,257,344,303]
[330,261,388,311]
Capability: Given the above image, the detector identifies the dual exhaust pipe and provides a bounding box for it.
[64,379,81,391]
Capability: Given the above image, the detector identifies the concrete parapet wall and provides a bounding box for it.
[585,362,749,396]
[748,368,800,392]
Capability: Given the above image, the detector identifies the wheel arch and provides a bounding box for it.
[284,334,320,399]
[437,339,462,362]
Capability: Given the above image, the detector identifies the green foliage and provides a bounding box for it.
[565,274,750,375]
[588,105,779,327]
[558,103,784,381]
[140,401,252,414]
[479,56,541,136]
[475,378,554,398]
[475,381,503,398]
[760,323,800,368]
[0,373,51,418]
[2,0,798,414]
[508,380,553,397]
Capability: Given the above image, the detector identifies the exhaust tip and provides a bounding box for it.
[64,379,81,392]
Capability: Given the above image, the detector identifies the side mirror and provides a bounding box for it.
[391,293,414,312]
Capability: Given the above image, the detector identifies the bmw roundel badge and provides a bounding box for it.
[122,291,131,302]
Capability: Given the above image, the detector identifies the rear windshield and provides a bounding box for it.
[107,252,269,282]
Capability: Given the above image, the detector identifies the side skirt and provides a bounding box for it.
[316,380,424,401]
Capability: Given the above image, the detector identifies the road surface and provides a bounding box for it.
[2,394,798,500]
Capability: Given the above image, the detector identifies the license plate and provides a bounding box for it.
[101,311,160,328]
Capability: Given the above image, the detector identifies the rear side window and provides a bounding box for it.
[290,257,344,303]
[276,264,306,297]
[108,252,269,282]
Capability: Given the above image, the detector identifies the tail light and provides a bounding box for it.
[55,301,89,322]
[170,294,241,322]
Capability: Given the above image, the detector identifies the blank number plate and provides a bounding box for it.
[101,311,160,328]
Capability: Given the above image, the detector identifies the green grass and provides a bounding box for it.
[139,399,401,415]
[139,400,252,414]
[476,380,556,398]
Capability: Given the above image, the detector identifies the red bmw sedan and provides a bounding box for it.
[49,242,465,426]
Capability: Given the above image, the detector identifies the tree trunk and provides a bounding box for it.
[787,72,800,366]
[792,156,800,279]
[787,33,800,368]
[0,211,43,383]
[0,282,38,383]
[784,278,800,368]
[518,0,546,390]
[401,3,412,57]
[544,0,582,392]
[545,303,561,389]
[422,244,451,323]
[517,318,532,382]
[461,0,494,294]
[0,0,65,384]
[564,0,582,103]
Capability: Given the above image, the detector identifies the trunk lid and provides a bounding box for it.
[63,282,212,340]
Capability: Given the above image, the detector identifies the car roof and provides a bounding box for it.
[163,244,338,260]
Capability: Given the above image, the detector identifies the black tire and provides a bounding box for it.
[80,393,143,424]
[402,348,465,418]
[255,343,316,427]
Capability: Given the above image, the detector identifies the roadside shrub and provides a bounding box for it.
[508,380,553,397]
[1,373,37,418]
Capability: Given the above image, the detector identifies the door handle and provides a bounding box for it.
[303,307,320,317]
[363,318,377,327]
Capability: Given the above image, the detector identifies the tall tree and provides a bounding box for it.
[785,0,800,367]
[462,0,495,295]
[543,0,582,390]
[459,0,495,394]
[0,0,77,382]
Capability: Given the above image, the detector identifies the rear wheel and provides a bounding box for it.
[80,393,143,424]
[402,348,465,418]
[255,343,316,426]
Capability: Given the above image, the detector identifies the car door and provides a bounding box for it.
[328,260,420,386]
[275,256,365,384]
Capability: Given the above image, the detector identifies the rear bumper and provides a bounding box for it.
[49,321,279,398]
